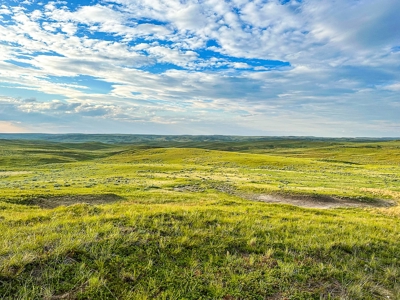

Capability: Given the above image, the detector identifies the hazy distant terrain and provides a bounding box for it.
[0,133,397,144]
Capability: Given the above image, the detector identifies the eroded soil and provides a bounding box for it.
[24,186,396,209]
[251,194,395,209]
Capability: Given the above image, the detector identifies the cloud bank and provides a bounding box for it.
[0,0,399,136]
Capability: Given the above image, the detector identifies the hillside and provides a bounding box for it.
[0,138,399,299]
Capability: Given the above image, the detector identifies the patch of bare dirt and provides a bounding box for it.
[250,194,394,209]
[30,194,124,209]
[0,171,32,177]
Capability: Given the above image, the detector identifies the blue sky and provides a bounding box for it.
[0,0,399,136]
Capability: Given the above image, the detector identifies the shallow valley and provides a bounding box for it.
[0,137,399,299]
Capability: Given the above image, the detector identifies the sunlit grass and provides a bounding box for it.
[0,139,399,299]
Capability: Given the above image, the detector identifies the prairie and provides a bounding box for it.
[0,136,399,299]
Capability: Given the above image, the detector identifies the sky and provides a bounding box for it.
[0,0,399,136]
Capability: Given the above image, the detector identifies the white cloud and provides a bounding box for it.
[231,62,252,69]
[145,46,198,67]
[382,83,400,92]
[0,0,399,135]
[60,22,77,36]
[45,4,122,25]
[0,7,12,15]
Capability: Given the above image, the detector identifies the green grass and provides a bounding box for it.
[0,138,400,299]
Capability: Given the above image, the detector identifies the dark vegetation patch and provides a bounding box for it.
[173,184,206,192]
[25,194,124,209]
[318,159,361,165]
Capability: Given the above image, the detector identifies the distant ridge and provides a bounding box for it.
[0,133,398,144]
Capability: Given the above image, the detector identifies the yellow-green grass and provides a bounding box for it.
[1,199,399,299]
[0,139,399,299]
[1,146,399,203]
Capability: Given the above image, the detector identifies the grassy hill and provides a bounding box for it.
[0,137,399,299]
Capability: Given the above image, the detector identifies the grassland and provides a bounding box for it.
[0,137,399,299]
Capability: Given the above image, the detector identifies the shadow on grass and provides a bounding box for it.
[20,194,125,209]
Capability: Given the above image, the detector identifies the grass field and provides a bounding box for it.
[0,137,399,299]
